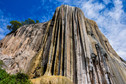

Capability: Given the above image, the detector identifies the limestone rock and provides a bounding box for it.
[0,5,126,84]
[31,76,73,84]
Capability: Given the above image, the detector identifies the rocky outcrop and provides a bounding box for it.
[0,22,48,74]
[0,5,126,84]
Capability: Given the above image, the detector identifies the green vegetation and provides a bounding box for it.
[0,68,32,84]
[21,18,35,25]
[7,21,22,32]
[36,20,39,23]
[7,18,39,32]
[0,60,4,67]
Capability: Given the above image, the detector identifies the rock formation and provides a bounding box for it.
[0,5,126,84]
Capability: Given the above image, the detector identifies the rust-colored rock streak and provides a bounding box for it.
[0,5,126,84]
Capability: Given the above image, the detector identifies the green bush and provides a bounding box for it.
[0,68,32,84]
[7,21,22,32]
[0,68,9,81]
[0,60,4,67]
[7,18,40,32]
[36,20,39,23]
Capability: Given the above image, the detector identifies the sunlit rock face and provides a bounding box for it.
[0,5,126,84]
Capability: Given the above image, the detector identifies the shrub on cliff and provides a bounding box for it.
[7,18,39,32]
[0,60,5,67]
[36,20,39,23]
[0,68,31,84]
[21,18,35,25]
[0,68,9,81]
[7,20,22,32]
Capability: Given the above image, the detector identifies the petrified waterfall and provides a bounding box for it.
[0,5,126,84]
[26,5,126,84]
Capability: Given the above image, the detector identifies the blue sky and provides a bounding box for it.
[0,0,126,60]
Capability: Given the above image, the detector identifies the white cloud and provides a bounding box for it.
[81,0,105,19]
[0,9,11,40]
[0,35,5,39]
[108,0,124,21]
[103,0,111,4]
[80,0,126,60]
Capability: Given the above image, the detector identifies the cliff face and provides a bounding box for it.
[0,5,126,84]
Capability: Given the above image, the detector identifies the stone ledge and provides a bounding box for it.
[31,76,73,84]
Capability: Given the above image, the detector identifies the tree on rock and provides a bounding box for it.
[7,21,22,32]
[22,18,35,25]
[36,20,39,23]
[7,19,40,33]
